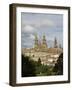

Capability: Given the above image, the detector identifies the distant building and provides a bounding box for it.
[22,34,63,66]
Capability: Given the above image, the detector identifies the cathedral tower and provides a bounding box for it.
[54,37,58,48]
[34,33,38,48]
[42,34,47,48]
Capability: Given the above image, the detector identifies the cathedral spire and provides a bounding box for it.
[42,34,47,48]
[54,37,58,48]
[34,33,38,48]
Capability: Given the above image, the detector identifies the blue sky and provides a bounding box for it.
[21,12,63,48]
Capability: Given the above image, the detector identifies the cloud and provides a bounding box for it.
[21,32,35,48]
[35,19,54,27]
[22,25,35,33]
[21,13,63,48]
[22,41,34,48]
[30,34,35,40]
[22,19,54,29]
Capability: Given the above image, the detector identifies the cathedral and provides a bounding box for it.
[22,34,63,66]
[34,34,48,50]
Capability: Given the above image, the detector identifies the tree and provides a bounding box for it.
[53,53,63,75]
[38,58,41,66]
[22,55,36,77]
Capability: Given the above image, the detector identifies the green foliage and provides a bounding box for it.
[22,54,53,77]
[53,53,63,75]
[22,53,63,77]
[22,55,36,77]
[37,58,41,66]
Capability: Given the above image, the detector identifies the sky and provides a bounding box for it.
[21,12,63,48]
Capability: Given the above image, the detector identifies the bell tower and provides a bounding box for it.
[54,37,58,48]
[34,33,38,48]
[42,34,47,48]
